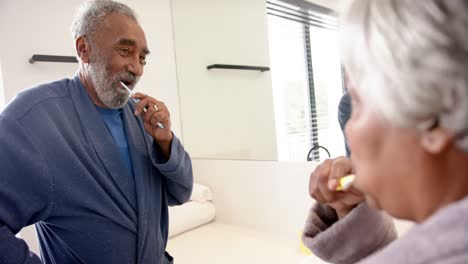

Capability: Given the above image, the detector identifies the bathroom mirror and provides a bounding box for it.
[171,0,346,161]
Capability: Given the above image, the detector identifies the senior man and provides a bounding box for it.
[0,1,192,263]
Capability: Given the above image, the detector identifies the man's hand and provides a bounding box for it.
[309,156,364,218]
[132,92,173,158]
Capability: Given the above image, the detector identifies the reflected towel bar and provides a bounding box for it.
[29,54,78,64]
[307,144,331,161]
[207,64,270,72]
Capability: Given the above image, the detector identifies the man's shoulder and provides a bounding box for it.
[3,78,75,120]
[20,77,73,100]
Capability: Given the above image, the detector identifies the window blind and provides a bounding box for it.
[267,0,345,161]
[267,0,337,30]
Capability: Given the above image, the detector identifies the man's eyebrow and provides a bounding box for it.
[118,38,150,55]
[118,38,136,46]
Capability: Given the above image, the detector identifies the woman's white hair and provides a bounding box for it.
[341,0,468,151]
[70,0,138,41]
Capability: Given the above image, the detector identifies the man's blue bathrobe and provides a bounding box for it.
[0,76,193,264]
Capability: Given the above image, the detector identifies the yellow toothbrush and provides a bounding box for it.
[336,174,355,191]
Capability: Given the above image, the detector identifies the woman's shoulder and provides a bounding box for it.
[362,197,468,263]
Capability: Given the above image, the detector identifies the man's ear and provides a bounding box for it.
[421,126,454,154]
[76,36,91,63]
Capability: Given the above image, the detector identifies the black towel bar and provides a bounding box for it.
[29,54,78,64]
[207,64,270,72]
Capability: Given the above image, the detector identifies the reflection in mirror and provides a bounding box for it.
[3,0,344,263]
[173,0,345,161]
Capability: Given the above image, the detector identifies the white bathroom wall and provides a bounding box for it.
[172,0,279,161]
[0,61,4,110]
[192,158,318,244]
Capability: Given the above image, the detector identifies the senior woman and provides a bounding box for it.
[302,0,468,263]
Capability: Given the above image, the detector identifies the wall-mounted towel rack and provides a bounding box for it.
[306,144,331,161]
[29,54,78,64]
[207,64,270,72]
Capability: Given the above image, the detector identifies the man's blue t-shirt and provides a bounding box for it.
[96,106,136,206]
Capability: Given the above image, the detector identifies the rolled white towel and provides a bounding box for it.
[169,201,216,238]
[190,183,213,202]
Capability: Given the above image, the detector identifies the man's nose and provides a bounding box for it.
[127,57,143,77]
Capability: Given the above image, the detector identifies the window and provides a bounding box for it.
[267,0,345,161]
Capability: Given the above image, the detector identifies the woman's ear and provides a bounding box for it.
[76,36,91,63]
[421,127,454,154]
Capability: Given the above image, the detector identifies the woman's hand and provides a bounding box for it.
[309,156,364,218]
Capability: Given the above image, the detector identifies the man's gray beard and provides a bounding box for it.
[87,57,130,109]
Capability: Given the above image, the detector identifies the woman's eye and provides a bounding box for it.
[119,48,130,55]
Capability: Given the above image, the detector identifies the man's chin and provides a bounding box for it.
[100,96,128,109]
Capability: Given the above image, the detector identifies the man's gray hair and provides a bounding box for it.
[71,0,138,41]
[341,0,468,151]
